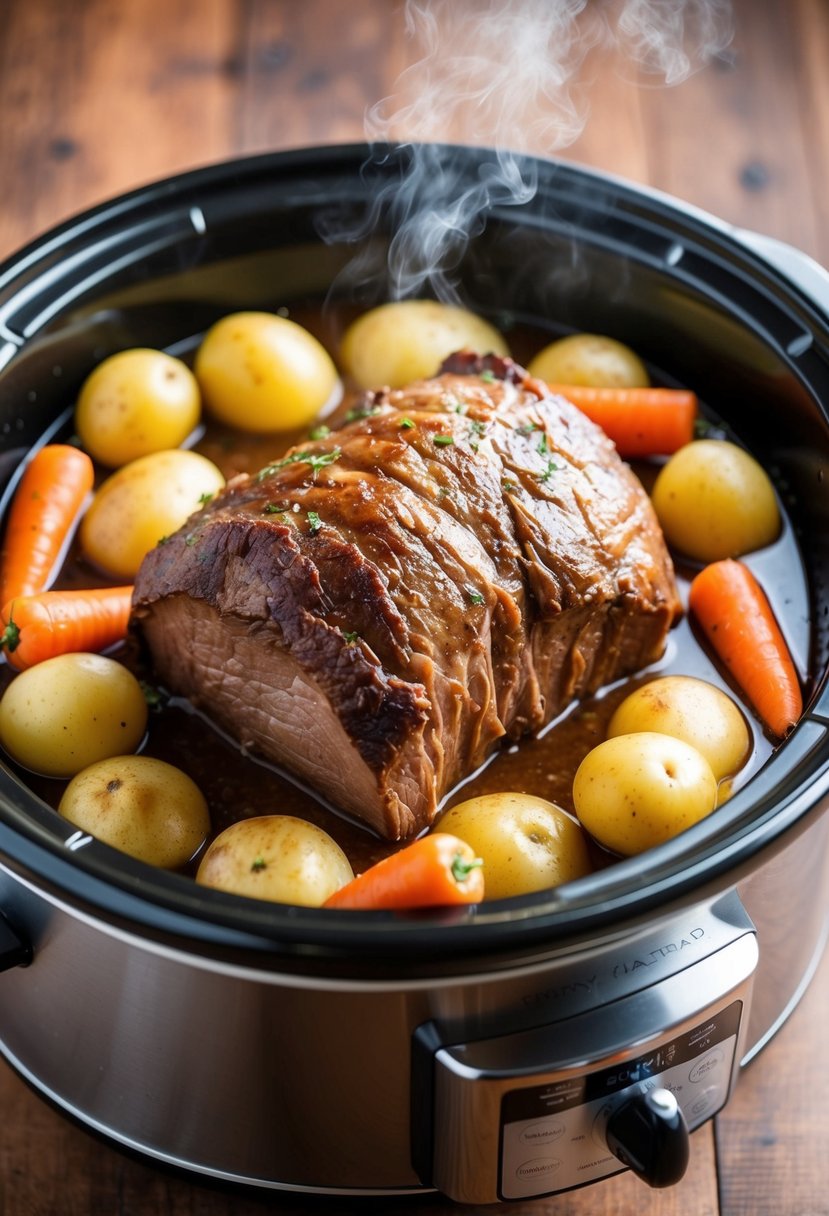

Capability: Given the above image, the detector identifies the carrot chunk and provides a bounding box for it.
[0,444,94,606]
[688,558,802,738]
[545,383,697,458]
[324,832,484,910]
[1,586,134,670]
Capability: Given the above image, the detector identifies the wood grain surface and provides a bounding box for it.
[1,2,828,1214]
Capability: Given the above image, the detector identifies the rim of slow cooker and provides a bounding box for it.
[2,143,829,967]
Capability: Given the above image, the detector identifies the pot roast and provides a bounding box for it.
[131,353,680,840]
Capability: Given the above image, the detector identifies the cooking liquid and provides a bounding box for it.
[0,309,804,879]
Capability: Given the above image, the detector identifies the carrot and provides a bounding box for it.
[324,832,484,910]
[0,586,133,671]
[688,558,802,738]
[544,383,697,458]
[0,444,95,607]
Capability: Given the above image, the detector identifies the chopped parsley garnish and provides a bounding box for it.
[184,533,198,547]
[536,433,549,455]
[251,856,268,872]
[518,421,540,436]
[502,478,516,491]
[140,681,169,712]
[467,419,486,452]
[307,510,322,534]
[263,502,287,514]
[256,447,342,482]
[433,435,454,447]
[538,458,559,484]
[198,491,214,505]
[308,424,331,440]
[342,630,359,643]
[400,416,415,430]
[480,369,496,384]
[467,589,485,606]
[345,403,380,422]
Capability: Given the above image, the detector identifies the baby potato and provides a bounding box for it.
[196,815,354,907]
[75,348,201,467]
[195,311,339,432]
[0,653,147,778]
[339,300,509,390]
[573,732,718,856]
[527,333,649,388]
[58,755,210,869]
[608,675,750,782]
[651,439,780,562]
[80,448,225,580]
[438,793,591,900]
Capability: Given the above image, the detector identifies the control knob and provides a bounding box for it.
[605,1087,689,1188]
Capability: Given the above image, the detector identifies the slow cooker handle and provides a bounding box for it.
[605,1086,689,1188]
[0,912,31,971]
[732,226,829,311]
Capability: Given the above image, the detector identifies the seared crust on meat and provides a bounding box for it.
[132,353,680,839]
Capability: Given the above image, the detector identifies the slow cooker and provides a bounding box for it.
[1,144,828,1203]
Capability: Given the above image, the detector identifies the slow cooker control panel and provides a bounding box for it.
[413,926,757,1204]
[498,1000,739,1198]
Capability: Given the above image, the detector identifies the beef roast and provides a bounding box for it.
[131,353,681,840]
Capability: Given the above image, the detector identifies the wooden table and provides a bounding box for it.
[1,2,828,1213]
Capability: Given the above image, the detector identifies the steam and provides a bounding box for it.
[323,0,733,303]
[367,0,597,155]
[615,0,734,84]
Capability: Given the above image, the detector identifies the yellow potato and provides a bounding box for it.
[573,732,718,856]
[527,333,649,388]
[195,311,340,432]
[608,676,750,782]
[58,755,210,869]
[651,439,780,561]
[0,653,147,778]
[75,348,201,467]
[80,448,225,579]
[438,793,591,900]
[196,815,354,906]
[339,300,509,390]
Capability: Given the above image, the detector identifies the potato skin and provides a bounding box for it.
[59,755,210,869]
[608,675,750,782]
[651,439,780,562]
[340,300,509,390]
[196,815,354,906]
[75,348,201,467]
[0,653,148,778]
[527,333,649,387]
[438,793,591,899]
[573,732,718,856]
[80,448,225,580]
[195,312,339,432]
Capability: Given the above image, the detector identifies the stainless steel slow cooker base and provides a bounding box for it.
[0,870,755,1197]
[2,814,828,1200]
[2,146,829,1201]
